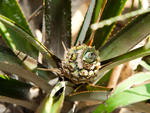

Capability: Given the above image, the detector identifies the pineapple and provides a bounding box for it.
[62,44,101,84]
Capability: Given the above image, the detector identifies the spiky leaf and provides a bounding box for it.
[100,13,150,61]
[0,46,51,92]
[92,0,127,48]
[36,82,66,113]
[0,0,38,59]
[94,72,150,113]
[0,74,32,100]
[44,0,71,59]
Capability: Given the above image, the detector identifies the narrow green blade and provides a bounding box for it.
[99,13,150,61]
[74,0,102,45]
[0,46,51,92]
[113,72,150,95]
[36,82,66,113]
[44,0,71,59]
[93,84,150,113]
[92,0,127,48]
[91,8,150,30]
[96,70,112,86]
[68,90,109,101]
[0,0,38,59]
[0,15,57,67]
[94,72,150,113]
[97,46,150,82]
[139,60,150,70]
[0,74,32,100]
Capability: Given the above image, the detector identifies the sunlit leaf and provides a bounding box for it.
[113,72,150,95]
[0,15,57,67]
[74,0,102,45]
[0,0,38,59]
[99,13,150,61]
[92,0,127,48]
[91,8,150,30]
[93,84,150,113]
[97,46,150,81]
[36,82,66,113]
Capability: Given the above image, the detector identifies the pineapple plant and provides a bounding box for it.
[0,0,150,113]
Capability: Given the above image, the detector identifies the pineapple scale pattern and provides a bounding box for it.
[62,44,101,84]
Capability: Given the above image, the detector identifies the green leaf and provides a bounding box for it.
[73,84,111,92]
[99,13,150,61]
[139,60,150,70]
[74,0,103,45]
[44,0,71,59]
[93,83,150,113]
[68,90,109,101]
[0,15,57,67]
[91,8,150,30]
[113,72,150,95]
[96,69,112,86]
[0,46,51,93]
[92,0,127,48]
[0,0,38,59]
[86,84,111,91]
[96,46,150,81]
[0,75,37,111]
[0,74,32,100]
[94,72,150,113]
[36,82,66,113]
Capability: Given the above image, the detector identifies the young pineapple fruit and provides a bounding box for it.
[62,44,101,84]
